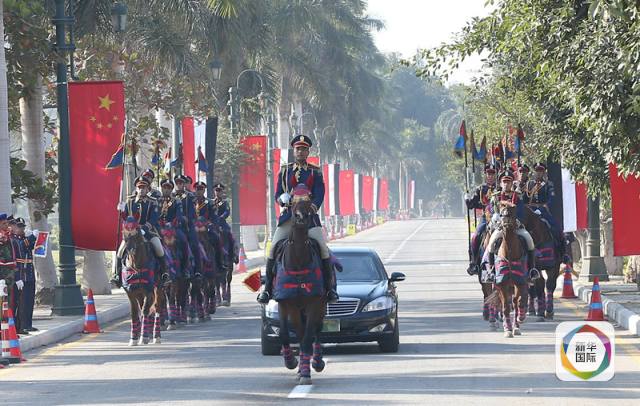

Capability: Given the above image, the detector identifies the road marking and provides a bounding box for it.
[288,385,313,398]
[384,221,429,263]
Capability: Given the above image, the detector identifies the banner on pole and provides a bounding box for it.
[378,178,389,210]
[239,136,267,225]
[339,170,355,215]
[609,164,640,255]
[362,175,374,212]
[68,81,125,250]
[182,117,195,181]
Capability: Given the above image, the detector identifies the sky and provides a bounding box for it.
[366,0,492,84]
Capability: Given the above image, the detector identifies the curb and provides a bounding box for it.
[21,302,130,353]
[573,281,640,336]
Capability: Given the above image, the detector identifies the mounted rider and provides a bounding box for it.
[515,164,530,197]
[486,169,538,280]
[257,134,339,304]
[142,168,162,200]
[210,183,238,265]
[523,162,563,248]
[112,175,168,287]
[193,181,217,222]
[173,174,202,276]
[465,163,498,275]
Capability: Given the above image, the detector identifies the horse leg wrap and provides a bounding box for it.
[518,306,527,322]
[503,315,513,331]
[282,345,298,370]
[130,319,141,340]
[153,314,162,339]
[160,307,168,325]
[482,303,489,321]
[545,292,554,313]
[299,352,311,378]
[528,296,535,314]
[168,304,177,323]
[143,315,153,338]
[536,297,546,317]
[198,299,205,319]
[488,305,496,323]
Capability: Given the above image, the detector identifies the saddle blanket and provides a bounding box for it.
[273,250,324,301]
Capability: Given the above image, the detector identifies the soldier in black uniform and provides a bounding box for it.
[10,218,36,334]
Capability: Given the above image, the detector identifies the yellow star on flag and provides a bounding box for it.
[97,123,103,129]
[89,116,97,122]
[98,94,115,111]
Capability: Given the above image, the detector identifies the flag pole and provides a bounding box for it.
[470,130,477,228]
[462,122,472,265]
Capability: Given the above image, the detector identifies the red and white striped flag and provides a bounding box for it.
[561,168,587,232]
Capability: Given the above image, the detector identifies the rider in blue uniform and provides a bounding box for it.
[174,175,201,276]
[524,162,563,246]
[142,168,162,200]
[465,163,498,275]
[193,181,216,221]
[112,176,168,287]
[257,134,338,304]
[210,183,237,264]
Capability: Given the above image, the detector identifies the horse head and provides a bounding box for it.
[498,201,517,232]
[160,223,177,248]
[122,216,147,269]
[291,184,314,229]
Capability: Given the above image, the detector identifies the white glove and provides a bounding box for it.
[117,202,126,212]
[534,209,542,215]
[464,193,471,201]
[31,229,39,237]
[25,230,33,237]
[15,280,24,290]
[278,193,291,206]
[0,280,6,297]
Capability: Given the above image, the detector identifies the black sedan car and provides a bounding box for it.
[260,247,405,355]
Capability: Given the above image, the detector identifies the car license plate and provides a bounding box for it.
[322,319,340,332]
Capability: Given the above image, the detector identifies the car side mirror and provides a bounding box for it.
[389,272,405,282]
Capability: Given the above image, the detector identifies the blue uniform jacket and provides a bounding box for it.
[275,162,324,227]
[212,198,230,220]
[124,195,160,231]
[13,234,36,282]
[174,190,197,228]
[158,195,183,226]
[194,197,217,222]
[525,180,555,206]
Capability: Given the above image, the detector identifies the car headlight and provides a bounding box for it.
[265,300,279,319]
[362,296,395,312]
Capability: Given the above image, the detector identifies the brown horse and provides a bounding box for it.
[522,206,561,320]
[275,196,327,385]
[161,224,190,330]
[120,218,165,345]
[487,203,529,338]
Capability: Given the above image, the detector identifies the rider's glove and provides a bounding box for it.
[15,280,24,290]
[278,193,291,206]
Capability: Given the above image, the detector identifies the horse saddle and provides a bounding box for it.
[272,240,324,301]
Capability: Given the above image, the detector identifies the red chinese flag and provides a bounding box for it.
[339,170,355,215]
[308,156,320,166]
[182,117,195,182]
[609,164,640,255]
[68,81,125,250]
[378,178,389,210]
[576,182,588,230]
[239,136,267,225]
[362,175,374,212]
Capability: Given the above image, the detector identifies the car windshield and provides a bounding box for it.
[333,253,384,282]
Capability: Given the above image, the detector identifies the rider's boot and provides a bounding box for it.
[110,258,123,288]
[321,258,339,304]
[257,258,275,304]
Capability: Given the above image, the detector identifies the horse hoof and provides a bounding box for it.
[140,337,149,345]
[167,324,176,331]
[312,360,325,373]
[528,310,536,316]
[128,339,138,347]
[221,300,230,307]
[513,329,522,336]
[545,312,554,320]
[298,376,312,385]
[536,316,545,322]
[153,338,161,344]
[489,322,497,331]
[285,359,299,370]
[504,330,513,338]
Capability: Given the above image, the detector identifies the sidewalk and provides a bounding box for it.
[571,275,640,336]
[20,248,267,354]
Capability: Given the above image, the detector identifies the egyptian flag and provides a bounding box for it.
[609,164,640,255]
[354,173,361,215]
[453,120,467,158]
[323,164,338,216]
[68,81,125,250]
[561,167,588,232]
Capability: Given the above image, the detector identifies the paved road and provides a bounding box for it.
[2,219,640,405]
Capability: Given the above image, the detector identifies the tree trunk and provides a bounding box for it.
[0,2,12,213]
[82,250,111,294]
[601,217,623,276]
[19,75,58,305]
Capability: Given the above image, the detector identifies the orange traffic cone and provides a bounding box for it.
[585,277,606,321]
[237,246,247,274]
[82,289,102,333]
[1,302,25,363]
[560,263,577,299]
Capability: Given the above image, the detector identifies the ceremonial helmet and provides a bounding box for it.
[142,168,155,179]
[534,162,547,171]
[160,179,174,188]
[194,181,207,190]
[135,176,151,188]
[174,174,189,184]
[484,163,497,174]
[214,183,225,191]
[499,169,515,182]
[518,164,530,174]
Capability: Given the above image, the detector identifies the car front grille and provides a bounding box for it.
[326,298,360,317]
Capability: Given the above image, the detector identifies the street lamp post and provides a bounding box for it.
[579,195,609,281]
[228,70,265,242]
[51,0,84,315]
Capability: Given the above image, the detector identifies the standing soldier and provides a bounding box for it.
[464,163,498,275]
[257,134,339,304]
[11,218,36,334]
[111,176,168,287]
[0,214,18,335]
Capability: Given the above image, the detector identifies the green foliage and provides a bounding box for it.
[409,0,640,195]
[10,158,57,221]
